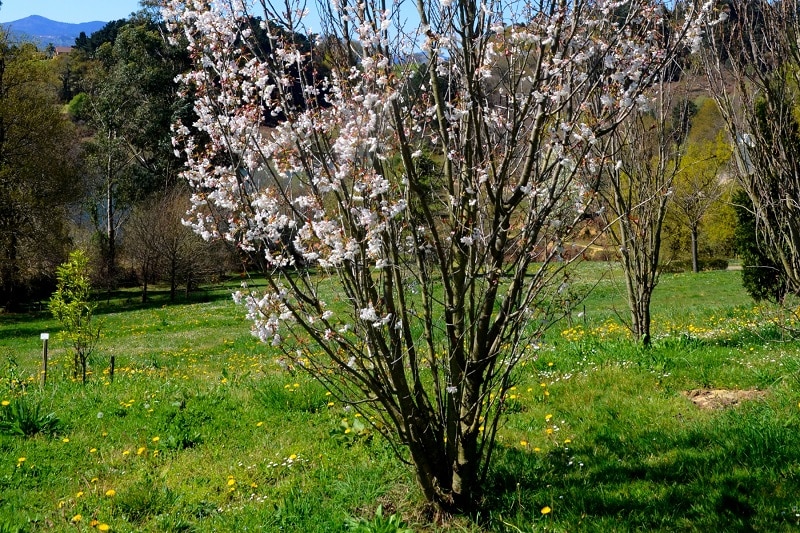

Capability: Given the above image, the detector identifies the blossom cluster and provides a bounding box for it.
[164,0,709,351]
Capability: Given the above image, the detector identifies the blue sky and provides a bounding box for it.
[0,0,142,23]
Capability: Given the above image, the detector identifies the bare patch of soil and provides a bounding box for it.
[683,389,767,410]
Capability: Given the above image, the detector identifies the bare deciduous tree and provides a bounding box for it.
[601,77,690,346]
[126,187,231,302]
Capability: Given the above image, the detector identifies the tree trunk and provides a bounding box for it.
[170,256,177,302]
[691,224,699,273]
[106,151,116,285]
[141,261,149,303]
[639,293,652,347]
[405,420,481,514]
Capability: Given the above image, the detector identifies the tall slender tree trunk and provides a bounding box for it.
[106,144,116,285]
[691,224,699,273]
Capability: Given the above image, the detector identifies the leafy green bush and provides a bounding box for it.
[66,92,90,121]
[0,397,60,437]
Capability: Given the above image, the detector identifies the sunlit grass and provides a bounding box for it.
[2,268,800,531]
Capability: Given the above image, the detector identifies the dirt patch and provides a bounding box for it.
[683,389,767,410]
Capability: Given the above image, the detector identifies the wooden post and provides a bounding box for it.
[40,333,49,387]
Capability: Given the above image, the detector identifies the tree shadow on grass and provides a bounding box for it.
[483,407,800,531]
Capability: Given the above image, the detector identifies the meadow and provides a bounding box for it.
[2,264,800,532]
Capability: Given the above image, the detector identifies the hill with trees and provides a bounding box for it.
[1,15,106,47]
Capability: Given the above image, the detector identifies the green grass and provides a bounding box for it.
[2,267,800,531]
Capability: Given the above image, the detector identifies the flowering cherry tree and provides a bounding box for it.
[165,0,706,512]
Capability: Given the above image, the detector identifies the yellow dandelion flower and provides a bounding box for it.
[90,448,97,453]
[327,402,335,407]
[98,523,110,532]
[546,428,554,435]
[152,436,160,443]
[256,421,264,427]
[289,454,297,460]
[71,514,82,523]
[227,478,236,486]
[76,491,84,498]
[17,457,25,463]
[541,506,552,515]
[545,414,553,421]
[122,450,130,456]
[564,439,571,444]
[91,477,98,483]
[62,438,70,443]
[534,447,541,452]
[1,400,9,406]
[105,489,116,497]
[153,450,159,457]
[137,447,146,455]
[520,440,528,446]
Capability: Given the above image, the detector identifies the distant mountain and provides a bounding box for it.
[2,15,107,47]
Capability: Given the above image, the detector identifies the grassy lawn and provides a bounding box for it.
[2,265,800,532]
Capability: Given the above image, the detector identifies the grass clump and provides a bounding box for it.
[345,505,414,533]
[0,397,60,437]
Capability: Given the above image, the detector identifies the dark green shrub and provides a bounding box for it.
[732,189,787,302]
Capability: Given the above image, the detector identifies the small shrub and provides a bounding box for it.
[345,505,414,533]
[49,250,101,383]
[0,397,60,437]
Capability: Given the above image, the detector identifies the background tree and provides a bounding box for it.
[78,15,190,286]
[703,0,800,297]
[600,78,691,346]
[0,37,81,310]
[669,98,732,272]
[166,0,706,513]
[125,187,234,302]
